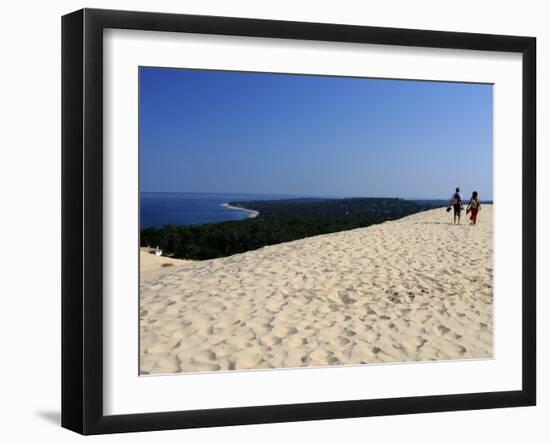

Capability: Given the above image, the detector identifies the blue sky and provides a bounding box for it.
[140,67,493,200]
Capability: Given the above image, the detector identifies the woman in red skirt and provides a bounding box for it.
[467,191,481,225]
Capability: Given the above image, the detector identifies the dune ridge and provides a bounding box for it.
[140,205,493,374]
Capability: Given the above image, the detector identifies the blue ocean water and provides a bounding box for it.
[140,192,295,228]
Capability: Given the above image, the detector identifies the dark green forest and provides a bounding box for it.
[140,198,441,261]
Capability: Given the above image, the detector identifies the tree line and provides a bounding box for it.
[140,198,438,261]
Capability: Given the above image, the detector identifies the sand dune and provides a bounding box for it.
[140,205,493,374]
[140,250,192,275]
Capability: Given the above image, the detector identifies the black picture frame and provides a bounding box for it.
[62,8,536,435]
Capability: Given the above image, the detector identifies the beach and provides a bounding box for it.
[140,205,493,374]
[221,203,259,219]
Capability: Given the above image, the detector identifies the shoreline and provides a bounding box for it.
[221,203,259,219]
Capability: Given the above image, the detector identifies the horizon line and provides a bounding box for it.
[140,191,493,201]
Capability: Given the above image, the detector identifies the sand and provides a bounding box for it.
[140,250,192,274]
[140,205,493,374]
[221,203,259,219]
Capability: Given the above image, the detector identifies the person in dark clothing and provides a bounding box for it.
[448,187,464,224]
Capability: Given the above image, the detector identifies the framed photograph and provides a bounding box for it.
[61,8,536,435]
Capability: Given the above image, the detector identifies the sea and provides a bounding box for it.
[140,192,297,228]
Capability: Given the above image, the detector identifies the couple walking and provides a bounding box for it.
[448,187,481,225]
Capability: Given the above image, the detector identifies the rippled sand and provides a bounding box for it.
[140,206,493,374]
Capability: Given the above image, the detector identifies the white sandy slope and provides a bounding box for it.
[140,250,192,274]
[140,205,493,374]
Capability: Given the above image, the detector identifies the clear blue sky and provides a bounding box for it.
[140,67,493,200]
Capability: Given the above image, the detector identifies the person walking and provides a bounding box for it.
[466,191,481,225]
[448,187,464,224]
